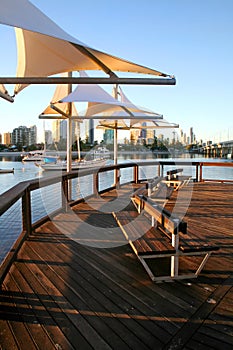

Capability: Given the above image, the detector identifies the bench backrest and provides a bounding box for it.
[133,194,187,235]
[147,176,163,196]
[166,168,183,176]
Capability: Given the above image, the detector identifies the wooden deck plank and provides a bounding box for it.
[15,244,114,350]
[1,279,39,350]
[3,261,82,350]
[3,271,58,350]
[0,307,21,350]
[24,237,160,350]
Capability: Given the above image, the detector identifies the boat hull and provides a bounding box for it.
[38,159,107,171]
[0,168,14,174]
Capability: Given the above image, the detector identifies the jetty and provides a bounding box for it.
[0,161,233,349]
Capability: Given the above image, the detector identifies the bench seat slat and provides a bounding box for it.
[178,232,219,253]
[114,211,175,256]
[135,228,176,256]
[150,183,173,200]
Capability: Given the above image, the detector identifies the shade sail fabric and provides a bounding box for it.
[59,71,162,119]
[40,76,79,118]
[0,0,170,94]
[0,83,14,102]
[0,84,7,94]
[61,82,125,106]
[96,111,179,129]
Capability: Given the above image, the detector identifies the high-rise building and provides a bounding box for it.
[140,122,147,140]
[28,125,37,145]
[84,119,94,144]
[11,125,37,146]
[130,129,140,145]
[3,132,11,145]
[103,129,114,144]
[190,127,194,144]
[52,120,78,144]
[45,130,53,145]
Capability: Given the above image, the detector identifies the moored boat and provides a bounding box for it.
[0,168,14,174]
[36,157,107,171]
[21,150,58,163]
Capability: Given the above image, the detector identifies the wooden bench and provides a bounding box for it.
[115,194,219,282]
[164,168,192,191]
[133,176,173,206]
[166,168,184,180]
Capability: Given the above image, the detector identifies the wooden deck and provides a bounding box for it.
[0,182,233,349]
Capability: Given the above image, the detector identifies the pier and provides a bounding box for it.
[0,161,233,349]
[199,140,233,159]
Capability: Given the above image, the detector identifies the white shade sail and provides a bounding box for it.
[39,77,79,119]
[59,71,161,119]
[0,0,171,94]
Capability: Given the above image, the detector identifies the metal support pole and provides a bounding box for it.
[113,85,119,185]
[66,72,73,200]
[0,76,176,85]
[171,220,180,278]
[171,235,179,277]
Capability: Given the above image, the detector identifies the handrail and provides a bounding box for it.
[0,160,232,217]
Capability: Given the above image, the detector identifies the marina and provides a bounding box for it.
[0,159,233,349]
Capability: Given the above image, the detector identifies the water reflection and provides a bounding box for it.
[0,155,22,162]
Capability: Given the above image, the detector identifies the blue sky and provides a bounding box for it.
[0,0,233,143]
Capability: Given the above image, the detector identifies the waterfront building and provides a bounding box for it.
[52,119,78,145]
[45,129,53,145]
[130,129,140,145]
[0,134,2,144]
[103,129,114,144]
[52,120,60,142]
[190,127,194,144]
[11,125,37,146]
[28,125,37,146]
[3,132,11,145]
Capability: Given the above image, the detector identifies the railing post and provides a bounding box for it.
[195,164,199,182]
[161,164,164,177]
[158,164,161,177]
[22,188,32,236]
[134,165,139,184]
[62,176,69,211]
[116,168,121,188]
[93,172,99,196]
[199,163,203,182]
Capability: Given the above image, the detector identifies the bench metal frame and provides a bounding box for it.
[129,194,218,282]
